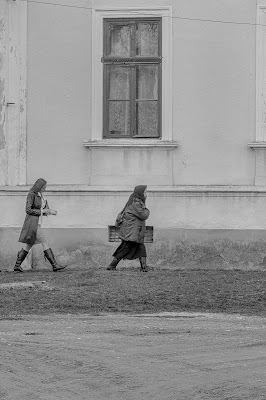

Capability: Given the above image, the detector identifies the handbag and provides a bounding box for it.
[115,209,125,228]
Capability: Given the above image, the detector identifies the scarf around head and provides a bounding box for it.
[124,185,147,208]
[30,178,47,194]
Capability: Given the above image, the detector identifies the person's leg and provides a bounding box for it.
[139,257,148,272]
[107,241,128,270]
[106,240,126,271]
[107,257,121,270]
[138,244,148,272]
[41,242,50,251]
[44,248,66,271]
[36,227,67,272]
[23,244,32,252]
[14,244,33,273]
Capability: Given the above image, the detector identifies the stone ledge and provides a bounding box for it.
[1,185,266,196]
[83,139,178,149]
[248,142,266,149]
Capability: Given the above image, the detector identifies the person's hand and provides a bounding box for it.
[43,208,52,216]
[49,209,57,215]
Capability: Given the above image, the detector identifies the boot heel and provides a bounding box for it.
[44,248,67,272]
[14,249,28,273]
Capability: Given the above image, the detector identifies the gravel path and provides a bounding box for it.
[0,312,266,399]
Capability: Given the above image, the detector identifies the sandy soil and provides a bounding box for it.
[0,312,266,400]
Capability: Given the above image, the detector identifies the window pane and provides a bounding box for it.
[109,24,131,57]
[136,101,159,137]
[109,101,131,136]
[136,23,159,56]
[136,65,158,100]
[108,66,130,100]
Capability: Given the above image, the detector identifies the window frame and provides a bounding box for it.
[88,6,174,146]
[102,18,162,139]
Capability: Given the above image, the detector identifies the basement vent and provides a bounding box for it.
[108,226,154,243]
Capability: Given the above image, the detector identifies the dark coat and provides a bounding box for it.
[118,198,150,243]
[18,192,48,245]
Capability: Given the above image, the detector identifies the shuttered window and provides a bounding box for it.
[102,18,162,138]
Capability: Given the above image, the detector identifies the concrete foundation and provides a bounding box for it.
[2,227,266,271]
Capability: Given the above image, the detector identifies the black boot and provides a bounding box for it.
[107,258,120,270]
[14,249,28,272]
[44,248,66,272]
[139,257,148,272]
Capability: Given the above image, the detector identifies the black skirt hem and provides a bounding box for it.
[113,240,146,260]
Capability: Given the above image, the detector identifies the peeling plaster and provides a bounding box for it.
[0,78,6,150]
[0,19,5,74]
[0,7,7,184]
[0,54,3,72]
[19,134,25,156]
[0,19,4,34]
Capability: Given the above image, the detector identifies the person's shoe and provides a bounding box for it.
[107,258,120,270]
[139,257,149,272]
[44,248,67,272]
[14,249,28,272]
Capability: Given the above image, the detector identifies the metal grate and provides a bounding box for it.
[108,226,153,243]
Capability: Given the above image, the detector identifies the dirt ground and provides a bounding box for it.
[0,312,266,400]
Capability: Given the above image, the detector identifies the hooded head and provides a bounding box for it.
[124,185,147,208]
[132,185,147,203]
[30,178,47,194]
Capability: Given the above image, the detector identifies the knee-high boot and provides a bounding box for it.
[44,248,67,272]
[139,257,148,272]
[14,249,29,272]
[107,258,120,270]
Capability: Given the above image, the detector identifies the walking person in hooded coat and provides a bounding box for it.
[107,185,150,272]
[14,178,67,273]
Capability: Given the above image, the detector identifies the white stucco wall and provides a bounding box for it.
[0,1,8,185]
[27,0,92,184]
[172,0,256,185]
[25,0,257,186]
[1,186,266,231]
[92,0,256,186]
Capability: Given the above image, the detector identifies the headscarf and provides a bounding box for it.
[29,178,47,194]
[124,185,147,208]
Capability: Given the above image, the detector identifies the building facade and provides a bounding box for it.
[0,0,266,269]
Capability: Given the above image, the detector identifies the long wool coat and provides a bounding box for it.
[18,192,48,245]
[118,198,150,244]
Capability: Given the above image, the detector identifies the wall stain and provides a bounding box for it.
[0,77,6,150]
[0,54,3,72]
[0,19,4,34]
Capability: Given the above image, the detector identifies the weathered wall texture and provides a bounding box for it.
[26,0,256,186]
[26,1,91,184]
[172,0,256,185]
[1,187,266,270]
[2,226,266,271]
[0,0,27,186]
[0,1,7,185]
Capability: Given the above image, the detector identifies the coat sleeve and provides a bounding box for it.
[25,193,41,216]
[130,199,150,221]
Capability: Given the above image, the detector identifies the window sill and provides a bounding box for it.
[248,142,266,149]
[83,139,178,149]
